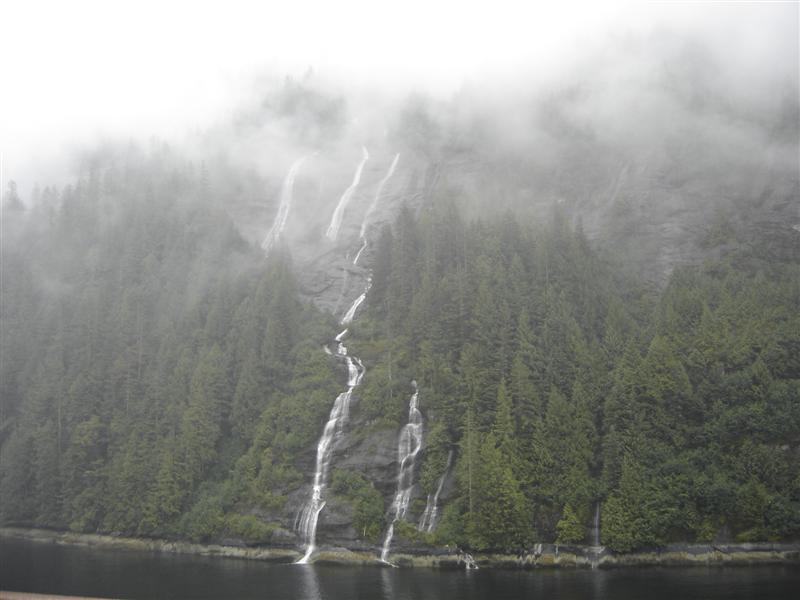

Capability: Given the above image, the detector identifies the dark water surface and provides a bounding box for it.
[1,537,798,599]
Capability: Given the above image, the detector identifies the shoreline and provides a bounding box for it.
[2,527,798,570]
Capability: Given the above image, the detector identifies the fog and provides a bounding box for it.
[1,4,800,572]
[2,1,796,201]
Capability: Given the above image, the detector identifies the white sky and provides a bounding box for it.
[1,0,797,194]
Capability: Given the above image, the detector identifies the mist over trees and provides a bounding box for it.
[1,8,798,556]
[0,148,342,540]
[351,200,799,551]
[1,142,797,550]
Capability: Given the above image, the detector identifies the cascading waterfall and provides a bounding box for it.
[593,501,601,547]
[353,153,400,266]
[340,278,370,326]
[461,552,479,570]
[261,155,309,254]
[295,300,366,564]
[417,449,453,533]
[352,238,368,267]
[380,381,424,563]
[326,146,369,242]
[297,151,396,563]
[589,500,604,569]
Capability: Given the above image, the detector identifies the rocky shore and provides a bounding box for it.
[3,528,798,570]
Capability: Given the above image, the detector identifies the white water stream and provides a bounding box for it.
[262,156,309,254]
[417,449,453,533]
[593,501,601,547]
[297,151,399,564]
[326,146,369,242]
[380,381,424,563]
[295,299,366,564]
[462,552,479,570]
[353,153,399,266]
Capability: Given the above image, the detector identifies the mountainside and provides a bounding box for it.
[1,29,798,558]
[210,34,798,297]
[1,134,798,557]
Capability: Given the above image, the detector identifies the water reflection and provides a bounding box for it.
[591,567,607,600]
[380,566,394,599]
[2,538,799,600]
[298,564,322,600]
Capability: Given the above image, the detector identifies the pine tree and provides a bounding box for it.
[467,432,529,551]
[492,379,514,453]
[556,504,585,544]
[231,351,269,441]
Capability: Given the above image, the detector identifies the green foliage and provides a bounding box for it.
[0,147,339,539]
[418,421,451,495]
[331,469,385,541]
[356,199,799,551]
[179,493,225,542]
[602,456,652,552]
[0,429,35,523]
[1,149,797,555]
[431,498,468,547]
[556,504,585,544]
[224,514,277,542]
[393,518,428,544]
[465,433,529,551]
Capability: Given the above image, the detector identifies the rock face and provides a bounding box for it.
[259,416,389,551]
[224,148,430,314]
[230,141,798,302]
[337,429,401,495]
[223,139,798,553]
[315,427,401,549]
[225,148,430,553]
[217,78,797,554]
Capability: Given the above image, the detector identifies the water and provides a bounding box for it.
[326,146,369,242]
[418,449,454,533]
[353,237,368,266]
[360,153,399,240]
[295,308,365,563]
[381,381,424,563]
[2,537,798,600]
[462,552,479,570]
[593,501,601,547]
[340,278,370,326]
[298,162,378,561]
[354,153,400,266]
[261,155,308,254]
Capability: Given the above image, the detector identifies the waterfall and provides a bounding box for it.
[353,153,399,266]
[296,156,391,563]
[261,155,308,254]
[593,501,601,547]
[352,238,368,267]
[340,278,371,326]
[418,449,453,533]
[295,296,367,564]
[360,153,399,240]
[590,500,603,569]
[380,381,424,563]
[326,146,369,242]
[461,552,479,570]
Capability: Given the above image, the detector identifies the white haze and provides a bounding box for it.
[0,0,797,197]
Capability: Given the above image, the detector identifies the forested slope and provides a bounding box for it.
[348,200,800,551]
[0,148,342,541]
[1,145,798,553]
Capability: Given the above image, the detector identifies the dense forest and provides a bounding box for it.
[352,200,800,552]
[0,148,343,542]
[1,145,798,554]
